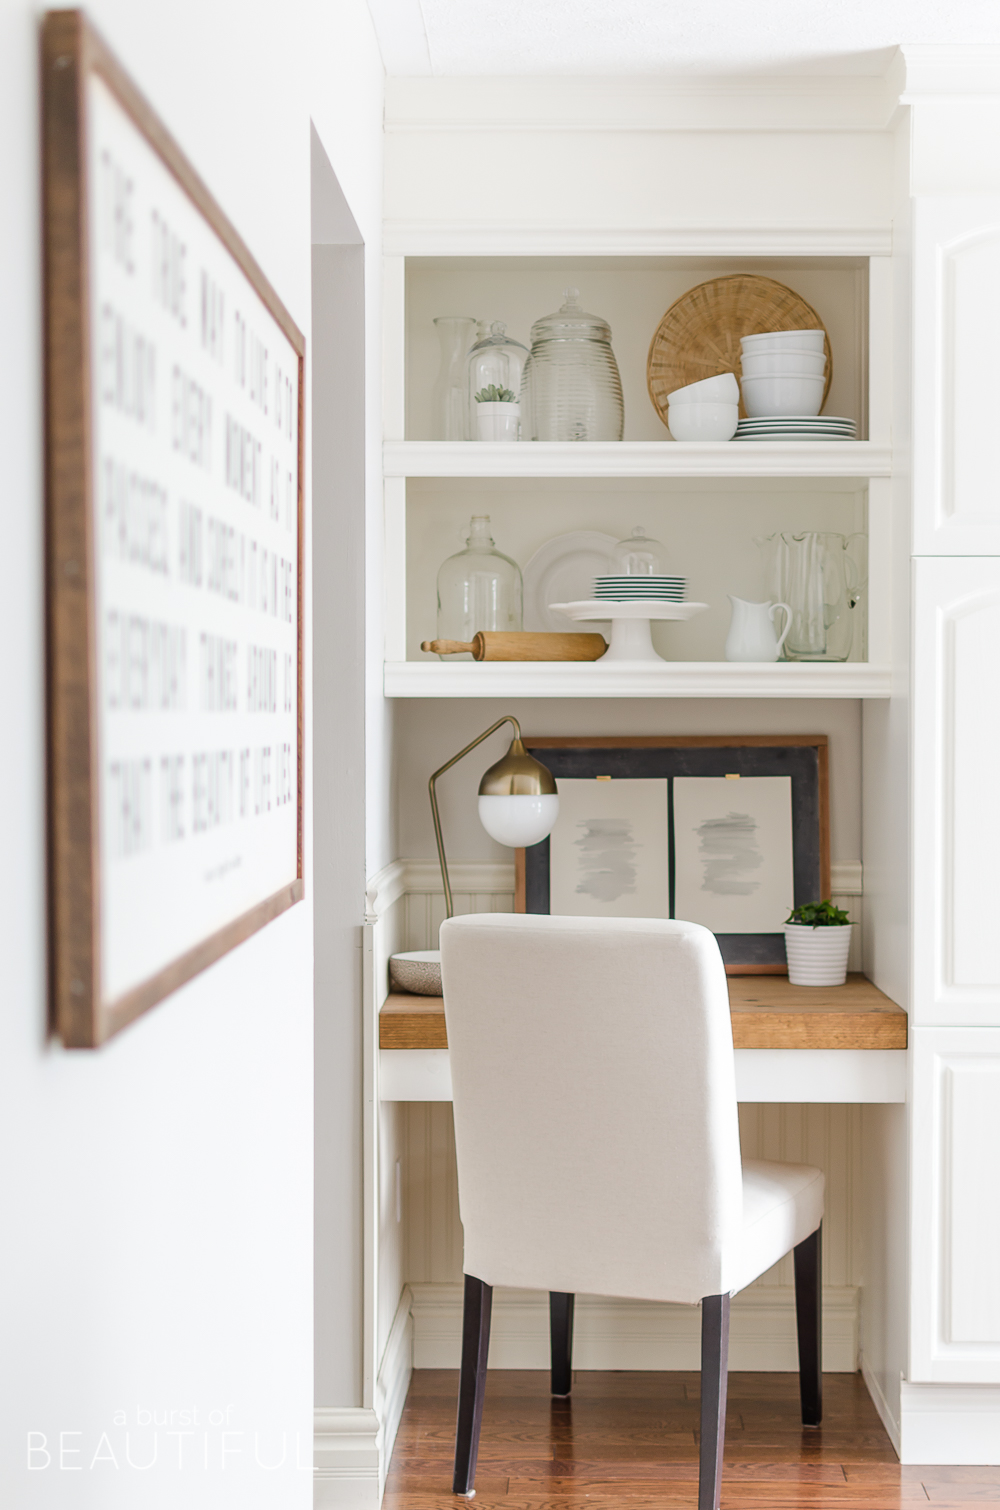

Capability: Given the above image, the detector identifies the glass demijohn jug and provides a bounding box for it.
[520,288,624,441]
[467,322,528,442]
[431,316,477,440]
[435,516,523,658]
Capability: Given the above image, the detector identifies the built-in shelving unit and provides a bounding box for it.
[382,249,891,697]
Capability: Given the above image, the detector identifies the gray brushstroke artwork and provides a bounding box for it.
[548,778,668,918]
[674,776,793,933]
[573,817,639,903]
[694,810,763,897]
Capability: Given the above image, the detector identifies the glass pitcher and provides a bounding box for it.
[755,531,867,661]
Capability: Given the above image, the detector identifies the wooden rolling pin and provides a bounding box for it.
[421,631,607,661]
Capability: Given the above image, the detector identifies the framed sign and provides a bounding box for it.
[516,737,829,973]
[43,12,305,1046]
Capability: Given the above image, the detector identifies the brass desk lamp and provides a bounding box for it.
[389,718,558,994]
[429,716,558,918]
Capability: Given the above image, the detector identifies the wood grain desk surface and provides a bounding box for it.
[379,973,907,1052]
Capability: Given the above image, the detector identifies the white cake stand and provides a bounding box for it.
[549,600,709,663]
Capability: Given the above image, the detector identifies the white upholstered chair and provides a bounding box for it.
[439,912,825,1510]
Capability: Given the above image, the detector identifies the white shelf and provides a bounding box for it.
[384,660,892,699]
[384,440,890,479]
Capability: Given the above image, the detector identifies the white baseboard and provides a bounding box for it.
[375,1288,413,1491]
[898,1382,1000,1465]
[861,1358,902,1457]
[314,1290,413,1508]
[313,1408,382,1509]
[410,1282,858,1373]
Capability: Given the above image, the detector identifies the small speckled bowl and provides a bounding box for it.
[389,950,442,996]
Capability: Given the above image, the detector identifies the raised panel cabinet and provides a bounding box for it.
[912,197,1000,554]
[910,1028,1000,1381]
[912,557,1000,1025]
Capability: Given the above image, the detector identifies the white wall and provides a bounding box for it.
[0,0,383,1503]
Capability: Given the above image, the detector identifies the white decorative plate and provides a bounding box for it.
[523,531,618,633]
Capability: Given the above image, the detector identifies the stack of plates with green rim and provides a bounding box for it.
[593,575,686,601]
[735,416,856,442]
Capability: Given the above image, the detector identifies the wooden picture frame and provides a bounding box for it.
[43,11,305,1046]
[515,736,829,974]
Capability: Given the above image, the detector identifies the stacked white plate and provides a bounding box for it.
[593,574,686,601]
[734,416,856,442]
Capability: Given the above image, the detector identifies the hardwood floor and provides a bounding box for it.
[385,1371,1000,1509]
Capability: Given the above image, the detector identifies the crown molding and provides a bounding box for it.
[896,45,1000,100]
[386,74,898,134]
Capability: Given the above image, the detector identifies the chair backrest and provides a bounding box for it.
[439,912,742,1306]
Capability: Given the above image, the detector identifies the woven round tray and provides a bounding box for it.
[647,274,832,426]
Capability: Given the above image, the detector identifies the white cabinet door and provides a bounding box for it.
[912,558,1000,1025]
[910,1027,1000,1381]
[912,197,1000,554]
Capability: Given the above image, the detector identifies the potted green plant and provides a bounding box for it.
[783,900,853,986]
[474,383,521,442]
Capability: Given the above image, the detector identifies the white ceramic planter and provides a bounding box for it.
[783,923,853,986]
[476,401,520,441]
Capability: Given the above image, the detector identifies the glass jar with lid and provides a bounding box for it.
[435,516,523,657]
[611,527,666,576]
[520,288,624,442]
[468,322,528,442]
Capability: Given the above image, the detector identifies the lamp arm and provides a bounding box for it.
[429,716,522,920]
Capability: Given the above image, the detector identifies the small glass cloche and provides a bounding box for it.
[468,322,528,442]
[611,526,666,576]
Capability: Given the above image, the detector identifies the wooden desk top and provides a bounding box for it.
[379,973,907,1052]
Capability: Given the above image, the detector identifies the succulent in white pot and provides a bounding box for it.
[783,900,853,987]
[474,384,521,442]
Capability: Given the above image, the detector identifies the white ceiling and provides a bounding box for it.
[365,0,1000,76]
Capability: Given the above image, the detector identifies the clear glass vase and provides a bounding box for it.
[520,288,624,442]
[436,516,523,658]
[431,316,477,440]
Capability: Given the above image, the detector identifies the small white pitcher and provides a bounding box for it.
[725,596,792,662]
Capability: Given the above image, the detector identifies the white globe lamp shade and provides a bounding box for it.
[477,793,559,849]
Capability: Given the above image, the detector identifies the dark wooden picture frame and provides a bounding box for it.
[43,11,305,1046]
[515,736,829,974]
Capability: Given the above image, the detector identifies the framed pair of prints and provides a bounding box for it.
[43,13,304,1045]
[516,737,830,974]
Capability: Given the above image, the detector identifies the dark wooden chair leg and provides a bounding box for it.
[698,1292,730,1510]
[453,1274,493,1496]
[549,1292,575,1397]
[794,1223,823,1426]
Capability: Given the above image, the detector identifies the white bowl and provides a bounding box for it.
[741,375,825,419]
[740,351,827,378]
[666,372,740,406]
[741,328,825,353]
[667,401,739,441]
